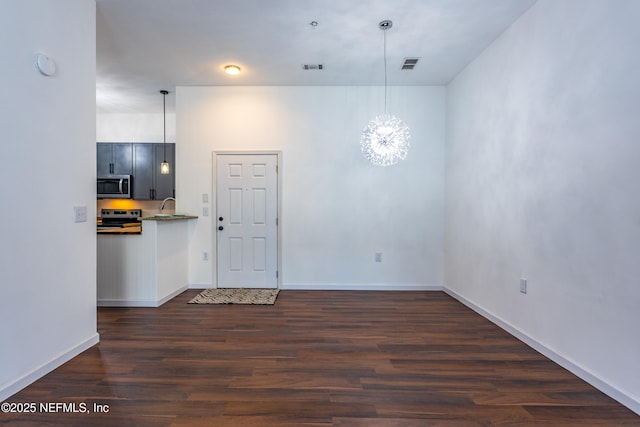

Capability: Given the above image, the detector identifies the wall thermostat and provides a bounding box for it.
[34,53,56,77]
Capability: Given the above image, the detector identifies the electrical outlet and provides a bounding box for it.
[520,278,527,294]
[375,252,382,263]
[202,207,209,216]
[202,252,209,261]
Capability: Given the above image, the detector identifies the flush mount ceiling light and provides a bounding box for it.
[160,90,170,175]
[224,65,241,75]
[360,20,410,167]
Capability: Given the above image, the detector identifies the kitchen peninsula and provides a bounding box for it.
[97,215,197,306]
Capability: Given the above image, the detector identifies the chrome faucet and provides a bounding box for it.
[160,197,175,212]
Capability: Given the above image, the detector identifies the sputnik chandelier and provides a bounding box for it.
[361,20,410,167]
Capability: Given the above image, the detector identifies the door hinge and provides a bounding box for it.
[276,270,279,278]
[276,217,278,226]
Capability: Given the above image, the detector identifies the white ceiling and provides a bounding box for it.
[96,0,537,113]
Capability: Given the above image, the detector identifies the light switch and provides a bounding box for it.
[202,193,209,203]
[520,278,527,294]
[74,206,87,223]
[202,207,209,217]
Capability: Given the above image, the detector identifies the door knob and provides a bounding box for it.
[218,217,223,221]
[218,226,224,231]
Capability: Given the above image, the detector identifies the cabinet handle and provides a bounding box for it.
[149,189,153,199]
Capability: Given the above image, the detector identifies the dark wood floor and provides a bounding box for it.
[3,290,639,426]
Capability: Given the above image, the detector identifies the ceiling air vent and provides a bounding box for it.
[401,58,420,70]
[302,64,324,70]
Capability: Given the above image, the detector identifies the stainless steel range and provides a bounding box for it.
[98,209,142,230]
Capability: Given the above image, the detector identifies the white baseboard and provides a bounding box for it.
[98,285,188,307]
[281,283,443,291]
[98,299,158,307]
[158,285,188,306]
[443,287,640,416]
[0,333,99,403]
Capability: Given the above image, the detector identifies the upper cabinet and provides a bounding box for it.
[97,142,175,200]
[97,143,133,176]
[132,143,175,200]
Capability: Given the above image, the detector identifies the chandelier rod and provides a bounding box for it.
[383,25,388,114]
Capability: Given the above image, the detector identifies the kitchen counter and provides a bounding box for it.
[97,215,197,307]
[96,215,196,234]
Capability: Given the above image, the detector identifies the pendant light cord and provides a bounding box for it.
[163,91,167,162]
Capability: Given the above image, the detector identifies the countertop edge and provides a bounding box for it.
[139,215,199,221]
[97,227,142,235]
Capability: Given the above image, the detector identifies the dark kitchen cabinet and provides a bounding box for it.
[97,143,133,176]
[132,143,175,200]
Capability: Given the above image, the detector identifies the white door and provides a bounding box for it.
[216,154,278,288]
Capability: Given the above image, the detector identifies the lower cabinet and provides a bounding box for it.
[132,143,175,200]
[97,219,190,307]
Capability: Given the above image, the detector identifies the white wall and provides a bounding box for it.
[445,0,640,412]
[176,86,445,289]
[0,0,98,400]
[97,112,176,143]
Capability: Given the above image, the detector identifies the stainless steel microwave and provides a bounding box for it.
[97,175,132,198]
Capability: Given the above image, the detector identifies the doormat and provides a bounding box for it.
[188,288,279,305]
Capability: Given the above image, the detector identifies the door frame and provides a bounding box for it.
[212,151,282,289]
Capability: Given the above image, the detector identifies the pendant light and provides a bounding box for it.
[160,90,170,174]
[360,20,410,167]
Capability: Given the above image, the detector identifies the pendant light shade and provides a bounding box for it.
[361,20,410,167]
[160,160,170,174]
[160,90,170,174]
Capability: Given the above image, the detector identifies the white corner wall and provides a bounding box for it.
[176,86,445,290]
[445,0,640,412]
[0,0,98,401]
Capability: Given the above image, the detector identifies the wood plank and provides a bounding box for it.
[3,290,639,426]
